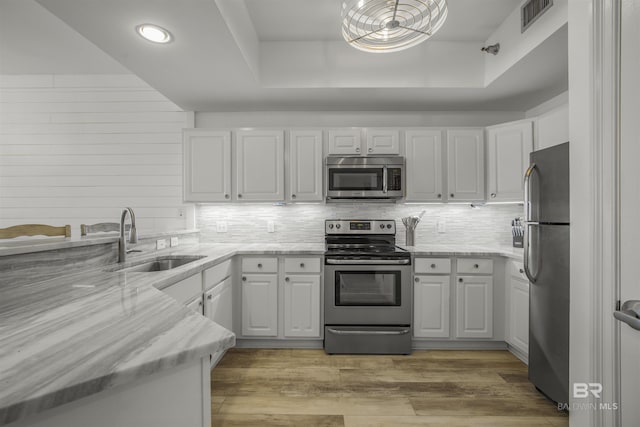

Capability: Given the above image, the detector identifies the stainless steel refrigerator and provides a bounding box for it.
[524,142,570,405]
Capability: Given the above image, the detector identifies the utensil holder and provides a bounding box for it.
[406,229,416,246]
[512,235,523,248]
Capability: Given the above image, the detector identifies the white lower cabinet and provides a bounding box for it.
[506,261,529,357]
[413,275,450,338]
[241,273,278,336]
[204,277,233,331]
[455,275,493,338]
[283,274,321,337]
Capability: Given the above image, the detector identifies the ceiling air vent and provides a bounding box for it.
[521,0,553,33]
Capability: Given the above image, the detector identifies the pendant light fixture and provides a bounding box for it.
[342,0,448,53]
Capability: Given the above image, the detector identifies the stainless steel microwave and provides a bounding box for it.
[325,156,404,200]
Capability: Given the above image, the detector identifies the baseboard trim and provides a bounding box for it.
[507,344,529,364]
[235,339,323,349]
[411,340,508,350]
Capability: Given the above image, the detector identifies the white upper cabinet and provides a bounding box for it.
[405,129,444,202]
[447,129,485,202]
[486,121,533,202]
[236,130,284,201]
[183,129,231,202]
[288,130,323,202]
[327,128,362,155]
[365,128,400,155]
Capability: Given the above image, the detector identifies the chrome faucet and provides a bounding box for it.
[118,207,139,263]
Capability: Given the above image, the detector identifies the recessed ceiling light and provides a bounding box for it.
[135,24,172,44]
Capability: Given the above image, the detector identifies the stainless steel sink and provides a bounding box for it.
[111,255,206,273]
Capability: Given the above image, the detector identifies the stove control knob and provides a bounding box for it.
[328,224,334,229]
[380,224,385,229]
[386,224,392,229]
[336,224,341,229]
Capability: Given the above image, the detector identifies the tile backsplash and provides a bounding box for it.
[196,203,523,246]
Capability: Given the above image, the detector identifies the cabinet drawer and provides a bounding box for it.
[457,258,493,274]
[509,260,527,281]
[284,257,321,273]
[241,257,278,273]
[204,259,232,290]
[414,258,451,274]
[161,273,202,305]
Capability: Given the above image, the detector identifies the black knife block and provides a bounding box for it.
[513,235,524,248]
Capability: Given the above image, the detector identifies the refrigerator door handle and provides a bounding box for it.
[614,300,640,331]
[524,222,539,283]
[524,163,537,222]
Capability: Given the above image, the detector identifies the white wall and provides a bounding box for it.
[195,110,524,128]
[0,74,193,237]
[484,0,568,85]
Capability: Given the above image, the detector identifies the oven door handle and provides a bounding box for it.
[326,328,411,336]
[325,258,411,265]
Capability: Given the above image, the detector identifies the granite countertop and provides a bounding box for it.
[0,241,517,425]
[401,244,524,260]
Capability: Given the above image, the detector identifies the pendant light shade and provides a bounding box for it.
[342,0,448,53]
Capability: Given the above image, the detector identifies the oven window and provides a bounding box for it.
[335,271,401,306]
[329,168,383,191]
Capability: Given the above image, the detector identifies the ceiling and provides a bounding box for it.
[0,0,568,112]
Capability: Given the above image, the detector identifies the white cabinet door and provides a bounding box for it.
[365,128,400,155]
[486,121,533,202]
[283,274,321,337]
[405,130,444,202]
[186,296,203,315]
[413,275,450,338]
[183,130,231,202]
[204,277,233,331]
[236,130,284,201]
[509,276,530,355]
[455,275,493,338]
[327,129,361,155]
[241,274,278,336]
[447,129,485,201]
[289,130,323,202]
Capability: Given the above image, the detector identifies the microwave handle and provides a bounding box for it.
[383,166,388,194]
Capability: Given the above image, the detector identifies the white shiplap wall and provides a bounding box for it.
[0,74,193,236]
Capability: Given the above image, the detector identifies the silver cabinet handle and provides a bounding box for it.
[300,263,305,268]
[238,194,242,198]
[474,264,479,269]
[242,276,246,281]
[355,147,360,152]
[431,263,436,268]
[519,268,525,274]
[285,277,290,282]
[368,147,373,152]
[292,194,296,199]
[258,263,262,268]
[458,278,463,282]
[207,294,213,300]
[450,193,454,198]
[437,194,442,198]
[614,300,640,331]
[327,328,410,336]
[224,194,230,199]
[415,277,420,282]
[491,193,496,198]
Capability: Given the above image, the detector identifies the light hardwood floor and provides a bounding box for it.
[211,349,569,427]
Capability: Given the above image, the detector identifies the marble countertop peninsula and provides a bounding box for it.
[0,240,519,425]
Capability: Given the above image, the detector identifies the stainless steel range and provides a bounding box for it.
[324,219,412,355]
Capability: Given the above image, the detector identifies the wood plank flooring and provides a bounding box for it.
[211,348,568,427]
